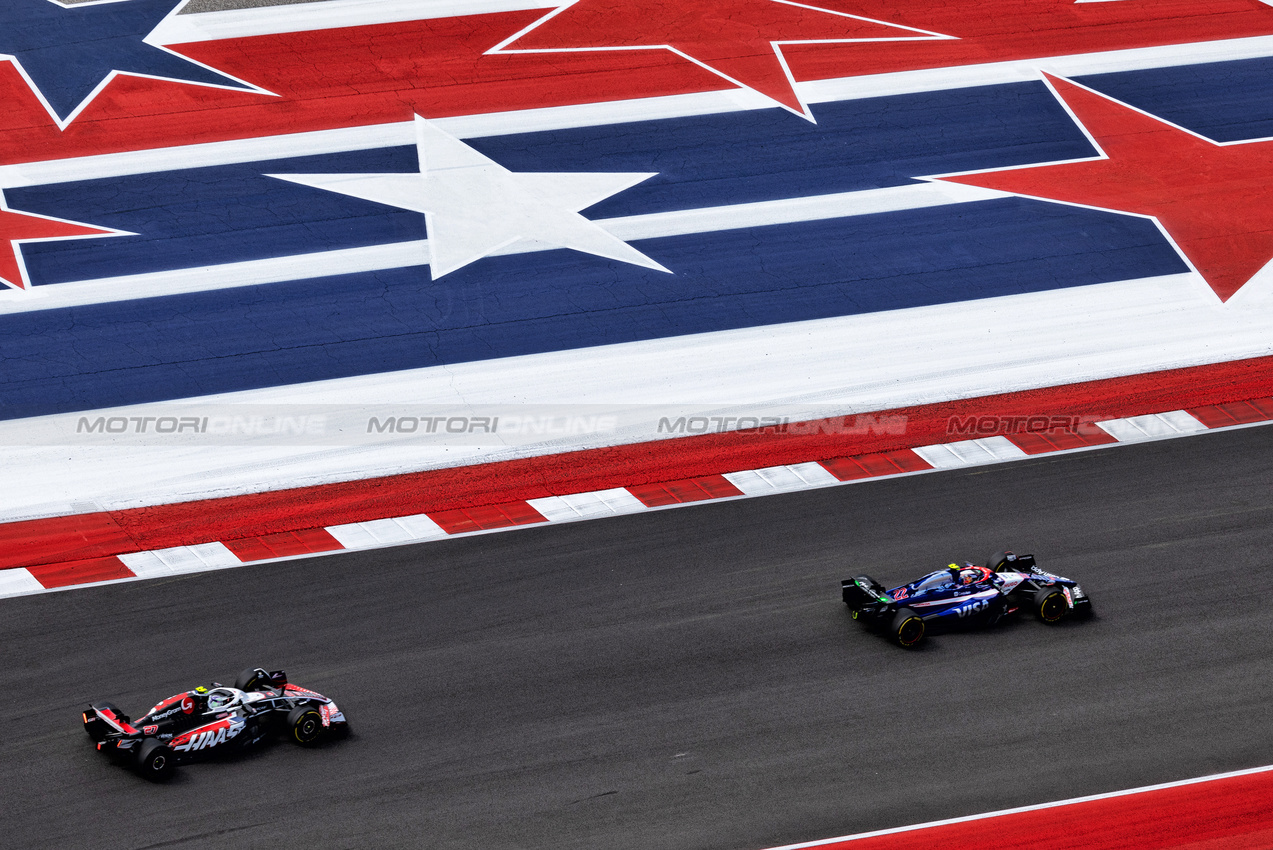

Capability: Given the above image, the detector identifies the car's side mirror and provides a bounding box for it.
[268,670,288,686]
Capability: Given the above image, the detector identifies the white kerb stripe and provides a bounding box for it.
[326,514,447,549]
[0,568,44,596]
[913,436,1028,469]
[1098,411,1207,442]
[121,542,241,577]
[724,462,839,495]
[528,488,647,521]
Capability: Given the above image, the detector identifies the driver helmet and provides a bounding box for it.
[959,567,981,585]
[205,688,243,712]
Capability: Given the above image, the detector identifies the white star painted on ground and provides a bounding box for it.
[269,116,669,279]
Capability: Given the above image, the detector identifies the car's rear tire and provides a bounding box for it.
[135,739,176,782]
[1034,587,1069,623]
[986,551,1013,572]
[890,608,925,648]
[288,705,325,746]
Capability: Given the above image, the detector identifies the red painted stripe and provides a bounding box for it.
[820,450,932,481]
[800,769,1273,850]
[1188,397,1273,428]
[629,475,744,507]
[4,4,1273,164]
[0,512,134,570]
[1,357,1271,571]
[223,528,344,562]
[429,501,547,534]
[27,556,134,589]
[1005,426,1120,455]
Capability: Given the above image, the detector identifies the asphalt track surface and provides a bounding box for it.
[2,425,1272,850]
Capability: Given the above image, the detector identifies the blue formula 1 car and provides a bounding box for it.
[841,551,1091,648]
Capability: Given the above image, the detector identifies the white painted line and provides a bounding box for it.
[725,462,839,495]
[120,542,241,577]
[157,0,556,44]
[758,763,1273,849]
[0,568,44,597]
[1098,410,1207,442]
[528,488,648,521]
[0,185,1000,316]
[913,436,1028,468]
[325,513,447,549]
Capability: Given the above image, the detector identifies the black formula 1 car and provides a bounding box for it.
[841,551,1091,648]
[83,667,348,781]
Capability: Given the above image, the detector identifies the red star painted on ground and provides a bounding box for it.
[935,74,1273,302]
[0,198,120,290]
[489,0,952,119]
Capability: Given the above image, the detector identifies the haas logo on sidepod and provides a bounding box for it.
[172,717,246,753]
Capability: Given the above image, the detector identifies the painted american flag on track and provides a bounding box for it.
[2,0,1273,518]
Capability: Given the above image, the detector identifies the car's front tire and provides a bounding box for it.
[1034,587,1069,623]
[288,705,325,746]
[890,608,925,648]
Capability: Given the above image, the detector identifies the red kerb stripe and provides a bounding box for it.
[1188,397,1273,428]
[429,502,547,534]
[629,475,744,507]
[27,556,134,589]
[820,450,932,480]
[223,528,344,562]
[809,768,1273,850]
[1006,427,1120,454]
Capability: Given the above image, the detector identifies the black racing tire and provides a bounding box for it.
[890,608,926,648]
[135,739,176,782]
[1034,587,1069,624]
[288,705,325,747]
[986,551,1013,572]
[235,667,269,691]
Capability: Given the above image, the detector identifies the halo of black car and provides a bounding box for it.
[841,551,1091,648]
[82,667,348,781]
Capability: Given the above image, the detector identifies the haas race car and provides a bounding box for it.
[83,667,348,780]
[841,551,1091,648]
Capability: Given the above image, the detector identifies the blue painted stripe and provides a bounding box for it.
[9,81,1096,286]
[0,199,1186,420]
[1078,57,1273,143]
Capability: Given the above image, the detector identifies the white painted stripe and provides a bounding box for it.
[527,488,648,521]
[5,272,1272,516]
[913,436,1028,469]
[157,0,556,44]
[0,183,1002,316]
[0,568,45,596]
[0,243,432,315]
[121,542,241,577]
[325,513,447,549]
[0,123,410,188]
[758,763,1273,849]
[1098,410,1208,442]
[724,462,839,495]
